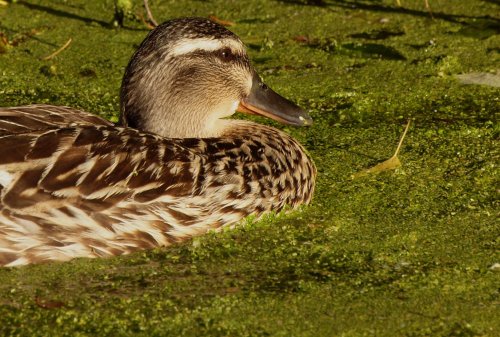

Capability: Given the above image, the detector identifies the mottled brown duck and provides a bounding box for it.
[0,17,316,267]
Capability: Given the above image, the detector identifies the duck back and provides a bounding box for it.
[0,121,315,266]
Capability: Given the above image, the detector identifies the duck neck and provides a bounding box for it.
[120,93,240,139]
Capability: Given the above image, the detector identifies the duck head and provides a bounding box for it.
[120,17,312,138]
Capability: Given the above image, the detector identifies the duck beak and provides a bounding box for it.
[238,73,313,126]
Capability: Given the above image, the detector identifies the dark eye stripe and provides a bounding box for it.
[186,48,249,66]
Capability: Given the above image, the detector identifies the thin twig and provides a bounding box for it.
[395,0,433,19]
[393,119,411,158]
[144,0,158,27]
[41,38,72,60]
[424,0,434,19]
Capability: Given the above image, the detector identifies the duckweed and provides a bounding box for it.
[0,0,498,336]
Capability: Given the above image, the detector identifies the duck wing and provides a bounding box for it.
[0,124,315,266]
[0,125,202,265]
[0,125,196,212]
[0,104,113,136]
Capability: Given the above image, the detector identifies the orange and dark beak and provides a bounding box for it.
[238,73,313,126]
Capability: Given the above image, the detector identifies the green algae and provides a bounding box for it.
[0,0,499,336]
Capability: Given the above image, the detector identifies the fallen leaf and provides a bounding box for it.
[137,12,156,30]
[352,156,401,178]
[0,32,11,54]
[352,119,411,179]
[455,72,500,88]
[35,297,65,309]
[293,35,310,43]
[209,15,235,27]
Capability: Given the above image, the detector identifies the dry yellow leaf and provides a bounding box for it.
[352,119,411,179]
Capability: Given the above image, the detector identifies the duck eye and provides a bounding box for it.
[219,48,233,61]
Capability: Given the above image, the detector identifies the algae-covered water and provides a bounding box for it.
[0,0,498,336]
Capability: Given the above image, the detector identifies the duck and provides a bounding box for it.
[0,17,316,267]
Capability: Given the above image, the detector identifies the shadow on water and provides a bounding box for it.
[277,0,500,26]
[275,0,329,5]
[480,0,500,6]
[238,17,278,24]
[349,30,404,40]
[0,23,58,47]
[341,43,406,60]
[15,1,150,31]
[454,18,500,39]
[300,37,407,60]
[16,0,110,27]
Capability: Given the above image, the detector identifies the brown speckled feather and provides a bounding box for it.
[0,121,315,266]
[0,104,113,136]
